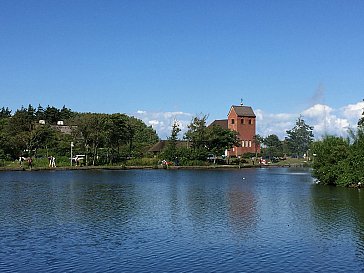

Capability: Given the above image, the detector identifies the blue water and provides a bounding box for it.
[0,168,363,272]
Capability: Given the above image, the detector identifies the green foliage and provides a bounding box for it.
[184,115,239,162]
[336,127,364,186]
[0,107,11,119]
[43,105,67,124]
[124,157,159,166]
[163,120,181,161]
[262,134,283,158]
[11,106,36,133]
[185,115,208,150]
[206,125,239,157]
[0,105,159,165]
[184,115,209,160]
[312,105,364,187]
[71,113,159,165]
[253,134,263,155]
[27,125,57,152]
[311,136,349,185]
[242,152,256,159]
[127,116,159,156]
[286,116,314,157]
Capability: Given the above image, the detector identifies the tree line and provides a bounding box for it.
[161,115,240,165]
[5,102,361,185]
[161,115,315,165]
[254,116,314,161]
[0,104,159,165]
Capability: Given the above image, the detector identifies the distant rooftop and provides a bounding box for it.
[209,119,228,129]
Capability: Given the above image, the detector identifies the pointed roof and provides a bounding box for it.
[229,105,256,118]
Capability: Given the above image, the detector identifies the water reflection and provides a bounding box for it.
[1,169,364,272]
[168,170,258,239]
[228,187,257,235]
[310,184,364,268]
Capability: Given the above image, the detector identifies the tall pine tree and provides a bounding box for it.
[286,116,314,157]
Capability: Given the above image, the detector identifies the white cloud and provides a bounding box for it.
[341,101,364,119]
[302,103,361,137]
[132,100,364,140]
[162,111,192,119]
[148,120,160,126]
[302,104,333,118]
[255,110,296,139]
[257,101,363,139]
[255,102,364,139]
[133,110,194,139]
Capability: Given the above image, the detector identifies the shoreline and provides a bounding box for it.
[0,163,309,172]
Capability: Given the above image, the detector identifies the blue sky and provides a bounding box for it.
[1,0,364,138]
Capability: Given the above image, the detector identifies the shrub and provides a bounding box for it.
[311,136,349,186]
[125,157,159,166]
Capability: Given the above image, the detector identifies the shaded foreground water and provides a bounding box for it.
[0,168,364,272]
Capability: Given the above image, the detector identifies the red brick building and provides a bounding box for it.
[210,103,260,157]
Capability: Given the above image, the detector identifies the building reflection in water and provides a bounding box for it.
[228,186,257,236]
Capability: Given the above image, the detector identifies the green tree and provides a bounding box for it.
[126,116,159,157]
[0,104,158,164]
[206,124,239,162]
[59,105,74,121]
[0,107,11,119]
[312,109,364,187]
[311,136,349,185]
[286,116,314,157]
[163,120,181,161]
[0,117,13,159]
[253,134,263,158]
[11,106,36,133]
[74,113,108,165]
[338,122,364,186]
[35,104,45,120]
[27,125,57,157]
[3,106,38,157]
[27,104,36,121]
[44,106,60,124]
[104,113,129,163]
[263,134,283,159]
[184,115,209,160]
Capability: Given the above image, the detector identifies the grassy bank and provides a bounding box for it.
[0,157,311,172]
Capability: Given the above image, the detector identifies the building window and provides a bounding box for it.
[241,118,245,124]
[245,141,249,147]
[249,119,253,125]
[242,141,245,147]
[231,119,235,124]
[249,140,252,147]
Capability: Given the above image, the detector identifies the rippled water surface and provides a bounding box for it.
[1,168,364,272]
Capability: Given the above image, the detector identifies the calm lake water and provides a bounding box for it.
[0,168,364,272]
